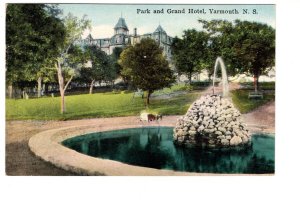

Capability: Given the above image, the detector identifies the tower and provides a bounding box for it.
[114,17,129,35]
[110,17,130,54]
[153,25,171,60]
[153,25,167,44]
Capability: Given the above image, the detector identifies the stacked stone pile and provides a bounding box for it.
[173,95,251,148]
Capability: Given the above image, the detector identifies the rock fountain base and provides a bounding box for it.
[173,95,251,148]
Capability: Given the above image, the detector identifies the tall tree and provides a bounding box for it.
[6,4,65,98]
[231,20,275,92]
[119,38,175,105]
[197,20,234,79]
[199,19,275,91]
[56,13,91,113]
[171,29,210,84]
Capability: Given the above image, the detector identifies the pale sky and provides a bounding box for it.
[59,4,276,38]
[60,4,275,39]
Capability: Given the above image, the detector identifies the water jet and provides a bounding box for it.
[212,57,229,97]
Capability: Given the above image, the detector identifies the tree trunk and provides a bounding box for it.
[57,61,66,113]
[89,79,95,94]
[60,90,65,113]
[45,83,49,94]
[37,76,42,98]
[56,61,74,114]
[253,74,259,93]
[7,85,13,99]
[188,72,192,85]
[146,90,152,106]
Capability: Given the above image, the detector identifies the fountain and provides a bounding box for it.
[212,57,229,97]
[173,57,251,148]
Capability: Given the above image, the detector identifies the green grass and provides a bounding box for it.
[6,83,275,120]
[231,89,275,113]
[240,81,275,90]
[6,91,200,120]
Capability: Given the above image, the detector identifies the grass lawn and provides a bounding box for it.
[6,82,275,120]
[240,81,275,90]
[231,89,275,113]
[6,91,200,120]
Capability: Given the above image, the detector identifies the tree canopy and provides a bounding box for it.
[80,45,116,94]
[171,29,210,84]
[199,19,275,91]
[119,38,175,105]
[6,4,65,86]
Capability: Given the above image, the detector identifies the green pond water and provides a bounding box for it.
[62,127,274,174]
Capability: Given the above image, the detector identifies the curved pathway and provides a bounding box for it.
[241,100,275,134]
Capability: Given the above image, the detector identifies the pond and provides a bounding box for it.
[62,127,274,174]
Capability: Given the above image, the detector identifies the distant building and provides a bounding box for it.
[76,17,173,61]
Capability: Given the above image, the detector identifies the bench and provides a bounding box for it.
[248,92,264,99]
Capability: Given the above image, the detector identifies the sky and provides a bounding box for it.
[58,4,275,39]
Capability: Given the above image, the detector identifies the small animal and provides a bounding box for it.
[140,113,162,122]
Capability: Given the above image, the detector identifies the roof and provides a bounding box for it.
[154,25,166,34]
[114,17,129,31]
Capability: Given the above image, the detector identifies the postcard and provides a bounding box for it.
[5,3,275,176]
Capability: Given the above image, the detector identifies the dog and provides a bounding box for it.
[140,113,162,122]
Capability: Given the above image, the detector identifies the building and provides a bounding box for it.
[76,17,173,61]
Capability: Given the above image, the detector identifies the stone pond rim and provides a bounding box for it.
[173,94,251,149]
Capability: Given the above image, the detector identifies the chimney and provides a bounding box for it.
[134,28,137,36]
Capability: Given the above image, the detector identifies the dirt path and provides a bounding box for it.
[5,83,275,175]
[242,100,275,134]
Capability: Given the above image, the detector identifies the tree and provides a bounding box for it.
[199,19,275,92]
[55,13,91,113]
[231,20,275,92]
[6,4,66,98]
[37,60,58,95]
[197,20,232,79]
[81,45,116,94]
[119,38,175,105]
[35,58,60,98]
[171,29,210,84]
